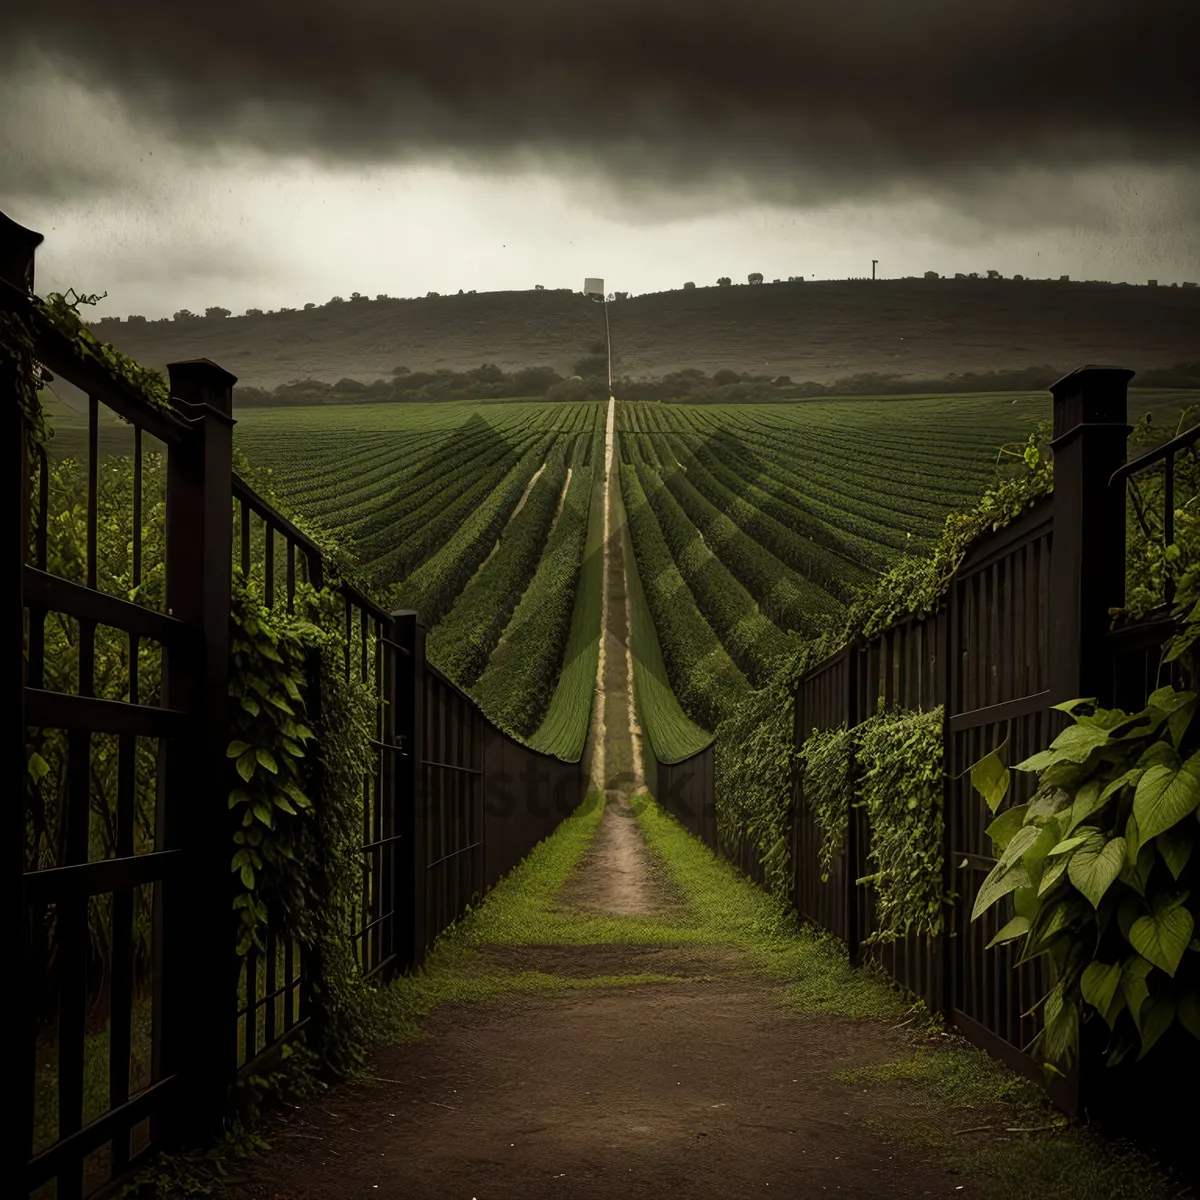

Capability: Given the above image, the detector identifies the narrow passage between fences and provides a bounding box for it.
[225,793,1167,1200]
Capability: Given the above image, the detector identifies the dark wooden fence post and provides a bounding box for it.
[391,611,427,970]
[1047,365,1133,706]
[1,211,43,1191]
[1047,364,1133,1120]
[155,358,237,1139]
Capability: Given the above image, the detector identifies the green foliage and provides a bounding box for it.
[227,572,377,1077]
[799,722,855,882]
[855,706,947,942]
[969,692,1200,1071]
[226,573,321,957]
[716,424,1053,890]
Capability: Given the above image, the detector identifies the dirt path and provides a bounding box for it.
[230,798,982,1200]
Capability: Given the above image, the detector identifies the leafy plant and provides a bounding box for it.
[969,692,1200,1071]
[855,706,947,942]
[798,722,855,881]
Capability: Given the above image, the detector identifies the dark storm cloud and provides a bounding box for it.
[2,1,1197,209]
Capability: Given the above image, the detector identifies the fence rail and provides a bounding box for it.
[4,212,585,1200]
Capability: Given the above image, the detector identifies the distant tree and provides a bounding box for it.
[748,272,763,285]
[244,308,263,316]
[472,364,505,384]
[713,369,741,386]
[923,271,939,280]
[986,269,1001,279]
[513,365,562,394]
[468,289,477,294]
[954,273,967,280]
[458,288,464,295]
[304,302,316,310]
[535,284,545,290]
[426,291,440,298]
[717,276,731,287]
[1013,274,1025,282]
[278,306,295,312]
[125,315,146,324]
[205,305,231,318]
[773,375,792,385]
[772,279,781,284]
[968,272,979,279]
[615,291,628,299]
[333,378,368,393]
[683,281,696,289]
[328,296,345,304]
[376,293,389,301]
[173,309,198,321]
[391,365,411,375]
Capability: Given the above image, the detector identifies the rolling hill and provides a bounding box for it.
[91,278,1200,392]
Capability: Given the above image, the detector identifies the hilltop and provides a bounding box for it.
[94,277,1200,391]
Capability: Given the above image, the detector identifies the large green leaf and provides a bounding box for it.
[972,749,1011,814]
[1038,855,1071,897]
[1080,961,1123,1022]
[985,804,1030,853]
[1129,894,1195,977]
[1120,955,1154,1031]
[1064,781,1108,835]
[1099,768,1144,803]
[1133,755,1200,842]
[1158,825,1196,881]
[236,749,257,782]
[256,748,279,775]
[1067,835,1126,908]
[1045,723,1112,763]
[999,824,1042,870]
[972,862,1032,921]
[987,915,1031,948]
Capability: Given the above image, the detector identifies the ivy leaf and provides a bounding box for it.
[1067,835,1126,908]
[984,804,1029,853]
[236,749,257,782]
[274,793,297,815]
[1147,686,1196,715]
[1016,749,1059,774]
[227,740,251,758]
[252,800,274,826]
[1041,982,1080,1065]
[1038,855,1071,897]
[1047,723,1112,763]
[999,825,1041,870]
[1169,698,1198,748]
[1133,754,1200,842]
[240,694,261,718]
[27,751,50,782]
[972,749,1011,813]
[987,915,1031,948]
[1119,841,1156,896]
[239,862,255,889]
[972,862,1032,921]
[1136,741,1181,771]
[1137,993,1177,1061]
[1121,955,1155,1032]
[256,748,278,775]
[1080,961,1123,1023]
[228,787,250,811]
[1099,768,1144,803]
[1158,826,1195,880]
[1129,893,1194,977]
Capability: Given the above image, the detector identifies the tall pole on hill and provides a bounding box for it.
[586,281,613,398]
[872,259,878,280]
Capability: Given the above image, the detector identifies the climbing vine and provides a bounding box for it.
[715,423,1054,894]
[855,706,947,943]
[798,722,855,882]
[226,573,376,1077]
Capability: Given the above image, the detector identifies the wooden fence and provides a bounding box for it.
[791,363,1196,1120]
[4,213,584,1200]
[642,743,716,851]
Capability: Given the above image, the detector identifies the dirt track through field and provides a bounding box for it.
[229,795,980,1200]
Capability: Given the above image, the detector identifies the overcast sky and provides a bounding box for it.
[2,2,1198,320]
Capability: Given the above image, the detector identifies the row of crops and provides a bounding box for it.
[231,400,607,759]
[616,393,1063,757]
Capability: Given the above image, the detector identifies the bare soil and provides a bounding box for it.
[228,798,977,1199]
[102,279,1200,390]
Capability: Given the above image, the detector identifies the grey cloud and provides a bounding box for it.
[1,0,1196,221]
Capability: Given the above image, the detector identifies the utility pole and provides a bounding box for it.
[872,259,878,280]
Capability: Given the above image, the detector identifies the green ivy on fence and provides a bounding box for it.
[855,706,947,943]
[797,722,854,882]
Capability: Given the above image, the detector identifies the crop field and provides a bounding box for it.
[616,390,1200,754]
[34,386,1200,765]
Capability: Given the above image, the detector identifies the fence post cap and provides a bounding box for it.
[1048,364,1135,396]
[0,210,45,293]
[167,358,238,418]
